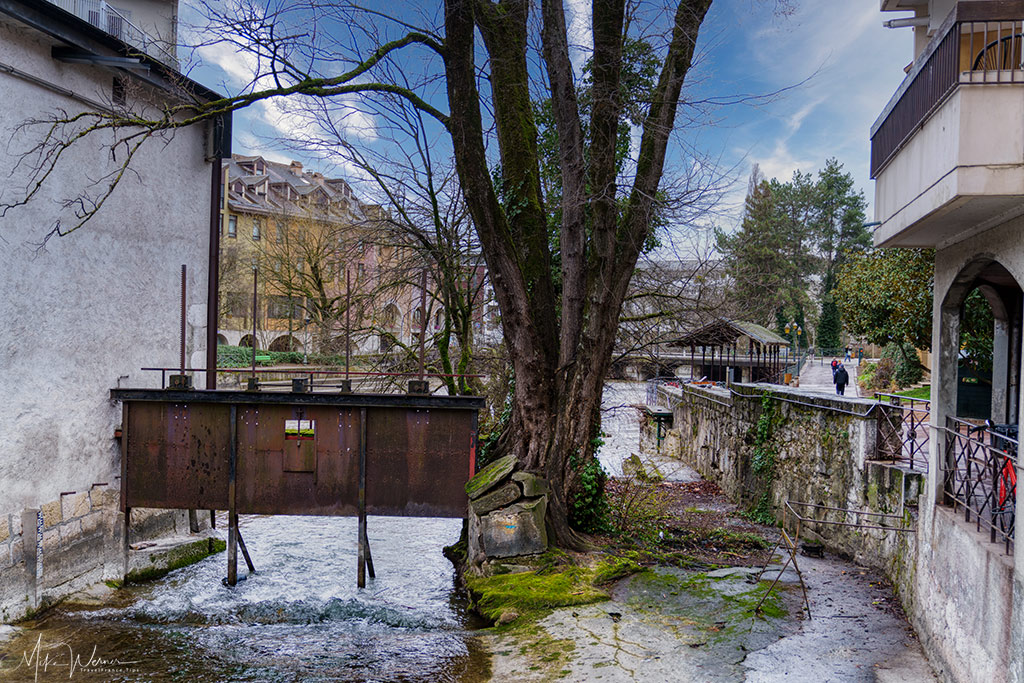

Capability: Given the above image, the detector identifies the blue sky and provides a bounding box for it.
[186,1,916,231]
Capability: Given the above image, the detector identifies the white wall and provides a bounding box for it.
[0,21,212,515]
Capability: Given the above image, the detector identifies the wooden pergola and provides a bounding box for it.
[671,319,789,384]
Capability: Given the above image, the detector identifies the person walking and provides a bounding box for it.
[831,359,839,378]
[857,348,864,366]
[834,362,850,396]
[844,346,852,362]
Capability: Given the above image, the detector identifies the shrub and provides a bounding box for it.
[569,454,609,534]
[881,342,924,388]
[858,357,896,393]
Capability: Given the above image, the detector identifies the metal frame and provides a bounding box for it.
[114,388,482,586]
[755,500,914,618]
[874,393,931,471]
[941,416,1017,554]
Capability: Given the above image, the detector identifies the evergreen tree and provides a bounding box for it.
[717,166,806,326]
[818,273,842,351]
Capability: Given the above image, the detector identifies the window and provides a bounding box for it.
[267,295,298,319]
[413,307,423,325]
[112,77,126,106]
[276,221,285,244]
[357,263,365,281]
[227,216,237,238]
[226,293,249,318]
[252,219,261,241]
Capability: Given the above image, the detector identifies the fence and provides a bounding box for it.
[872,4,1024,177]
[941,416,1017,554]
[874,393,931,471]
[45,0,178,66]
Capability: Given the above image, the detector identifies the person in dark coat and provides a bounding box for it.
[834,363,850,396]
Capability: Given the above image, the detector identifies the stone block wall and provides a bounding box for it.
[645,382,922,611]
[0,485,203,622]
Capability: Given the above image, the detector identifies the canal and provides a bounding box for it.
[0,382,646,682]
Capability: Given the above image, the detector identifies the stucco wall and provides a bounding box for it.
[928,216,1024,683]
[0,19,214,618]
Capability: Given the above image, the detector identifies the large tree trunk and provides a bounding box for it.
[444,0,713,548]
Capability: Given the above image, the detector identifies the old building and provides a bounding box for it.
[872,1,1024,679]
[219,153,502,360]
[0,0,228,620]
[219,154,429,356]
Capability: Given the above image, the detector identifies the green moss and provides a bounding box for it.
[592,557,643,584]
[126,537,225,584]
[465,454,516,499]
[467,565,609,624]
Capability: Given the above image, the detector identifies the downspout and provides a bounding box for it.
[206,111,232,389]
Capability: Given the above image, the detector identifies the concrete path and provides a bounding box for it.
[797,356,861,398]
[484,552,937,682]
[743,554,936,682]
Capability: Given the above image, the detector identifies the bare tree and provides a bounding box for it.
[2,0,785,546]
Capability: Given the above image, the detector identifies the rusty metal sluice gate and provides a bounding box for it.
[111,388,483,587]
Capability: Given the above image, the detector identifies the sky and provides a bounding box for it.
[184,0,916,233]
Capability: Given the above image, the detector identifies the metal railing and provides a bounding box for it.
[941,416,1017,554]
[874,393,931,471]
[871,3,1024,178]
[646,377,683,407]
[45,0,178,67]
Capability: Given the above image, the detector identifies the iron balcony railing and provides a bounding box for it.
[45,0,178,67]
[870,2,1024,178]
[941,416,1016,554]
[874,393,930,471]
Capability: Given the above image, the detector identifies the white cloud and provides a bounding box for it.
[565,0,593,77]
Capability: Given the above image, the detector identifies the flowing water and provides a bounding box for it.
[598,380,647,477]
[0,381,648,682]
[0,516,489,682]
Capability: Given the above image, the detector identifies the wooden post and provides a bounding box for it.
[358,406,368,588]
[227,404,238,586]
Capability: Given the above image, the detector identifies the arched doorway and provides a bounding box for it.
[216,333,228,346]
[937,257,1021,552]
[378,304,400,353]
[239,334,256,349]
[269,335,301,352]
[939,258,1022,423]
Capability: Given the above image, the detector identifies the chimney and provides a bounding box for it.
[290,160,303,176]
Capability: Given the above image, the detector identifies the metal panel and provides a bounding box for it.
[118,390,480,518]
[124,402,231,510]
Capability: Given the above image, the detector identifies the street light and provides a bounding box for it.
[784,321,802,372]
[302,317,312,364]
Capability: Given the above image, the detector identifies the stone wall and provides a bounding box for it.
[0,483,204,621]
[645,382,922,614]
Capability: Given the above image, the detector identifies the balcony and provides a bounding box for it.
[871,2,1024,247]
[45,0,177,67]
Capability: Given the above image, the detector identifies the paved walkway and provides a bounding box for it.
[798,356,861,398]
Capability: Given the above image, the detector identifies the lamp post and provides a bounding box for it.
[302,317,312,364]
[784,321,802,377]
